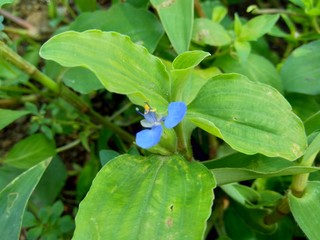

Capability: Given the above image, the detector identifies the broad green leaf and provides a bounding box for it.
[69,4,164,53]
[151,0,194,53]
[3,134,56,169]
[62,67,104,94]
[192,18,231,46]
[40,30,170,112]
[281,40,320,95]
[31,156,67,207]
[74,0,96,12]
[99,149,120,166]
[0,165,23,191]
[187,73,307,160]
[203,153,318,185]
[239,14,279,41]
[126,0,149,8]
[0,109,29,130]
[0,160,50,240]
[215,53,283,92]
[289,181,320,240]
[73,154,215,240]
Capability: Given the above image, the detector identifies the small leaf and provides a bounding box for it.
[192,18,231,46]
[151,0,194,53]
[289,181,320,240]
[99,150,120,166]
[4,134,56,169]
[40,30,170,112]
[0,109,29,130]
[234,40,251,63]
[239,14,279,41]
[172,50,210,70]
[73,154,215,239]
[281,40,320,95]
[203,153,319,186]
[187,73,307,160]
[0,160,50,240]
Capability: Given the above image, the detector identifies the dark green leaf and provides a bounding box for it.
[3,134,56,169]
[69,4,164,53]
[74,0,96,12]
[0,109,29,130]
[215,53,283,91]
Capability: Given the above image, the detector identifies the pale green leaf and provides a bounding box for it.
[69,4,164,53]
[215,53,283,91]
[171,50,210,102]
[187,73,307,160]
[239,14,279,41]
[281,40,320,95]
[203,153,318,185]
[0,160,50,240]
[192,18,231,46]
[234,40,251,63]
[151,0,194,53]
[0,109,29,130]
[4,134,56,169]
[40,30,170,112]
[289,181,320,240]
[73,154,215,240]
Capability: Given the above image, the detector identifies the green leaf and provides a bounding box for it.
[0,160,50,240]
[289,181,320,240]
[203,153,318,185]
[234,40,251,63]
[74,0,96,12]
[215,53,283,92]
[239,14,279,41]
[73,154,215,239]
[170,51,211,103]
[0,109,29,130]
[99,149,120,166]
[304,111,320,135]
[281,40,320,95]
[151,0,194,53]
[63,67,104,94]
[40,30,170,112]
[31,156,67,207]
[69,4,164,53]
[0,0,13,8]
[3,134,56,169]
[192,18,231,46]
[187,74,307,160]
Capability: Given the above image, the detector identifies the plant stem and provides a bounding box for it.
[56,139,81,153]
[264,196,290,225]
[175,120,193,161]
[194,0,207,18]
[0,41,135,143]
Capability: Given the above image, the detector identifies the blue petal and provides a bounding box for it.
[136,125,163,148]
[164,102,187,128]
[143,111,158,123]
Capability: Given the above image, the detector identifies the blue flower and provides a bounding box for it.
[136,102,187,149]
